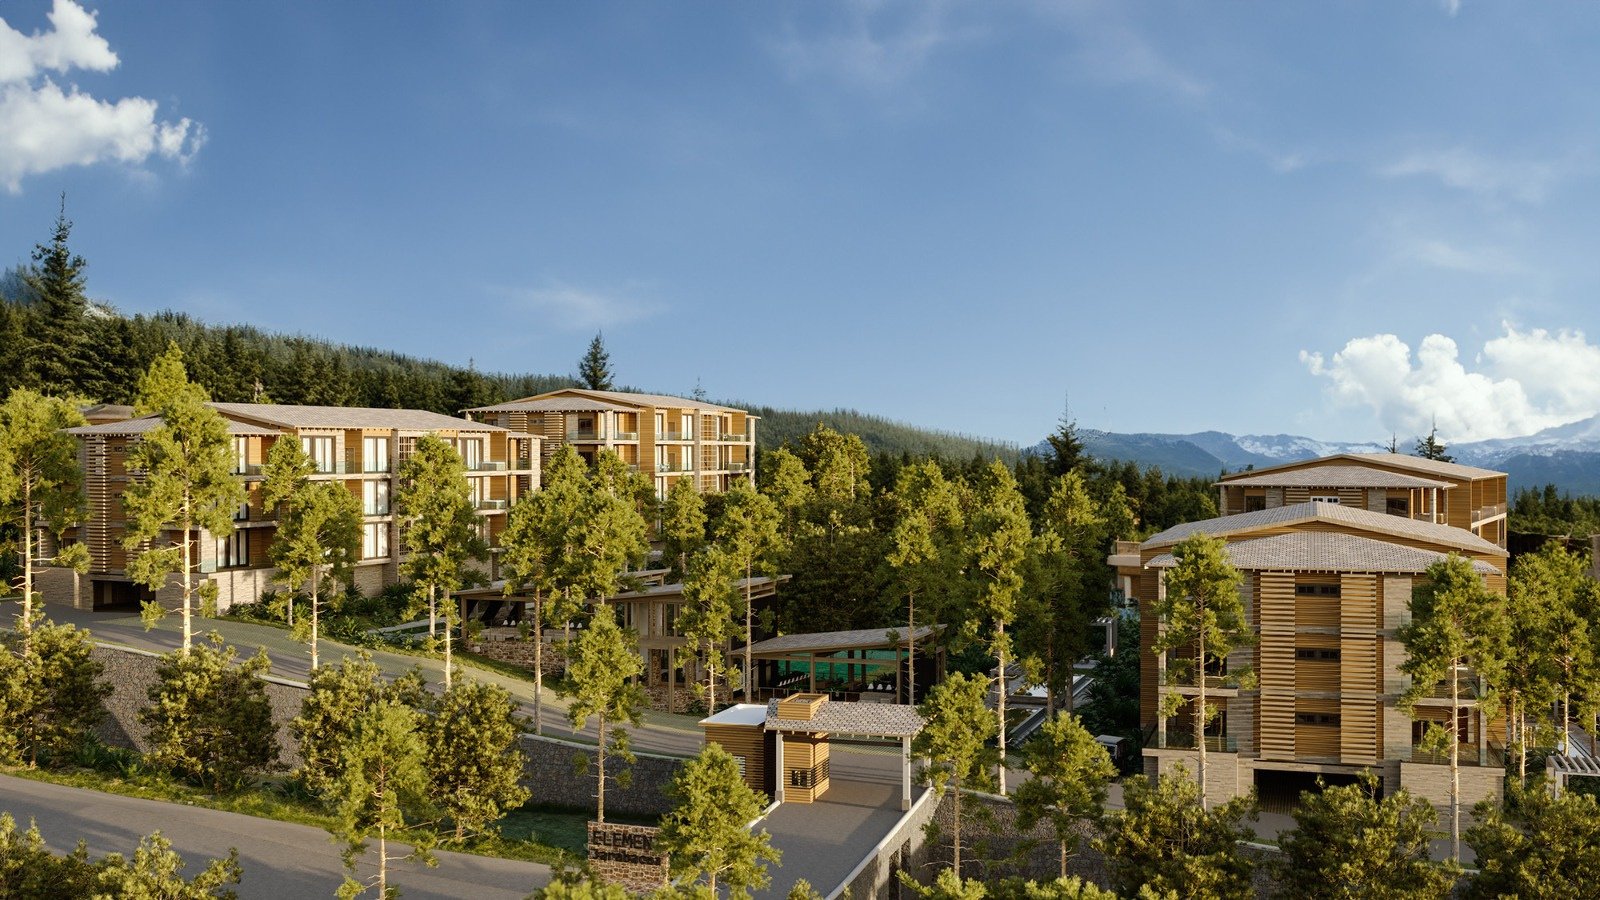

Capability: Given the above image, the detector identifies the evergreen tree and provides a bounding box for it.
[395,433,487,689]
[578,332,615,390]
[0,813,101,897]
[331,698,436,900]
[1152,532,1252,809]
[1019,472,1106,715]
[887,461,968,705]
[1414,422,1454,463]
[20,200,93,396]
[567,450,651,609]
[1397,555,1509,862]
[4,618,109,767]
[1275,773,1454,900]
[1097,767,1256,900]
[0,388,88,642]
[292,652,427,804]
[262,437,363,671]
[712,482,783,698]
[1044,406,1086,476]
[1013,714,1115,878]
[680,544,741,712]
[559,604,645,823]
[121,345,247,653]
[661,475,708,580]
[500,445,586,735]
[94,831,244,899]
[658,743,780,896]
[968,460,1031,795]
[1465,783,1600,899]
[1511,542,1600,763]
[141,635,280,792]
[758,447,812,540]
[913,671,998,879]
[421,679,531,841]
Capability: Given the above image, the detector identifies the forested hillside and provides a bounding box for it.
[746,405,1018,461]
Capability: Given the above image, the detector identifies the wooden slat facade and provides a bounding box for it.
[1258,572,1296,761]
[703,724,766,791]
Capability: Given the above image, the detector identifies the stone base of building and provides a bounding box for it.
[1400,760,1504,818]
[1143,748,1245,809]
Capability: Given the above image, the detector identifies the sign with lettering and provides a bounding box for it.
[587,822,669,892]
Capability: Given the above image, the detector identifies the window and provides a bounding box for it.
[1244,494,1267,512]
[1294,648,1342,662]
[363,436,390,473]
[301,436,336,473]
[680,414,693,439]
[1310,494,1340,505]
[458,438,483,469]
[232,437,249,475]
[468,478,484,508]
[214,531,249,568]
[234,495,250,522]
[1386,496,1410,516]
[363,522,390,559]
[1295,713,1341,727]
[1295,583,1341,598]
[363,481,389,516]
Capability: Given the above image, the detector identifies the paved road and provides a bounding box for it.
[754,774,923,900]
[0,774,551,899]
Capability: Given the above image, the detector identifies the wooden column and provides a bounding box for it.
[809,653,816,692]
[774,732,786,804]
[902,735,912,811]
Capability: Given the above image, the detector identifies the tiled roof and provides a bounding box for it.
[1341,452,1503,480]
[746,625,940,656]
[465,397,635,414]
[211,403,507,432]
[1146,532,1502,575]
[480,388,751,416]
[1142,501,1506,556]
[765,699,923,738]
[67,415,280,437]
[1217,465,1453,490]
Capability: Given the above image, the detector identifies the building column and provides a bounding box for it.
[902,735,912,811]
[774,731,785,804]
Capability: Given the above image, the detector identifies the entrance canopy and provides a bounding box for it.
[746,625,943,704]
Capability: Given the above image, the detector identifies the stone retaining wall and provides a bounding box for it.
[518,733,687,819]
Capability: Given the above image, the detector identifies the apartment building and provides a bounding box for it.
[58,403,538,612]
[1116,453,1512,810]
[464,388,756,497]
[1216,453,1509,548]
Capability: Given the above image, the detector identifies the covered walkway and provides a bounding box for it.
[752,764,925,900]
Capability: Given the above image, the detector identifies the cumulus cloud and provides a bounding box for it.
[0,0,202,191]
[502,283,661,331]
[1301,324,1600,442]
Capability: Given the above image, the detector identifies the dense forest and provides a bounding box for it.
[1510,484,1600,539]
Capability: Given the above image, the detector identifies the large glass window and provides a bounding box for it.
[301,436,336,473]
[363,436,390,473]
[214,531,249,568]
[362,523,389,559]
[232,437,249,475]
[363,481,389,516]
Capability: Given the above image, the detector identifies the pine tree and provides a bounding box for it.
[661,475,708,581]
[1275,773,1455,900]
[421,679,531,841]
[887,462,968,705]
[1097,767,1256,900]
[0,389,88,644]
[658,743,780,896]
[1465,783,1600,899]
[712,482,783,699]
[1151,532,1253,809]
[0,813,101,896]
[1414,421,1454,463]
[121,345,248,654]
[757,447,812,541]
[291,652,427,804]
[578,332,614,390]
[1020,472,1107,716]
[262,437,363,671]
[1044,403,1086,476]
[331,698,436,900]
[567,450,651,609]
[559,604,645,823]
[1397,555,1508,862]
[141,635,280,792]
[680,544,741,713]
[1013,714,1115,878]
[4,618,109,767]
[94,831,244,898]
[913,672,998,879]
[968,460,1031,795]
[395,433,487,689]
[20,199,93,395]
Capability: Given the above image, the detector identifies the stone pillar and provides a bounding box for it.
[774,732,786,804]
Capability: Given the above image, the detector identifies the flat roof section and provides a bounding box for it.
[699,703,769,727]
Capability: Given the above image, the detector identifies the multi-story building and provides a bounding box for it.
[1216,453,1509,548]
[1113,453,1511,811]
[464,389,756,497]
[57,403,538,612]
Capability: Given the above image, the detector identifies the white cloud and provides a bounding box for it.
[1397,236,1522,275]
[1378,147,1574,204]
[0,0,202,191]
[502,283,661,331]
[1301,324,1600,442]
[771,1,971,93]
[1440,0,1463,17]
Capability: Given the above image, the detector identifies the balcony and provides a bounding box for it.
[474,499,508,512]
[1164,672,1240,696]
[567,430,600,441]
[660,431,691,441]
[468,461,507,472]
[718,432,749,442]
[1408,743,1506,768]
[1410,676,1484,705]
[232,464,264,477]
[513,457,534,470]
[614,431,639,441]
[657,462,692,474]
[725,461,749,472]
[1149,728,1237,753]
[1473,503,1507,522]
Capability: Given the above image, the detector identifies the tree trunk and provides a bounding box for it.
[906,590,915,705]
[1450,667,1460,863]
[1060,838,1068,880]
[20,480,33,647]
[744,558,754,701]
[1563,690,1571,755]
[377,819,388,899]
[443,587,454,690]
[428,583,437,639]
[181,499,193,654]
[997,621,1008,796]
[952,777,963,879]
[1197,632,1208,811]
[707,638,717,714]
[310,563,320,671]
[596,709,607,823]
[533,591,544,736]
[1046,628,1056,720]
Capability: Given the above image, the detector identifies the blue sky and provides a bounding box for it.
[4,1,1600,447]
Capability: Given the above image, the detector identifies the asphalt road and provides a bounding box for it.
[0,775,551,900]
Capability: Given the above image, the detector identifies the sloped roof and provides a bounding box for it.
[67,414,280,437]
[1142,501,1506,557]
[1146,532,1502,575]
[1222,453,1501,483]
[464,397,635,414]
[746,625,940,656]
[211,403,507,432]
[1217,465,1453,490]
[477,388,751,416]
[765,699,923,738]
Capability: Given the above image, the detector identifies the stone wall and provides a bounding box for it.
[587,822,669,894]
[834,787,942,900]
[467,630,567,677]
[1400,761,1504,818]
[1146,749,1245,808]
[91,645,309,770]
[519,733,687,819]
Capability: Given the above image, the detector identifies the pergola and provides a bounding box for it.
[1546,752,1600,795]
[745,625,943,704]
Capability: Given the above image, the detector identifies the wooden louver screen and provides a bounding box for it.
[1257,572,1296,760]
[1339,574,1381,764]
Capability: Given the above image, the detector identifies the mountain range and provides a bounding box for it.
[1035,418,1600,495]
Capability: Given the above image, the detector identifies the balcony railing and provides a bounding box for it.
[1149,729,1237,753]
[660,431,691,441]
[725,461,749,472]
[718,432,748,442]
[614,431,639,441]
[657,463,692,473]
[567,430,599,441]
[475,499,508,511]
[232,464,264,477]
[469,461,506,472]
[1164,673,1237,691]
[1413,676,1483,701]
[1474,503,1507,521]
[514,457,534,470]
[1409,743,1506,768]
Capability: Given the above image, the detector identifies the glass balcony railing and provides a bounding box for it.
[1149,729,1237,753]
[1409,743,1506,768]
[614,431,639,441]
[475,499,508,511]
[725,461,749,472]
[232,464,264,477]
[718,432,749,442]
[513,457,534,470]
[657,462,692,473]
[468,461,506,472]
[660,431,691,441]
